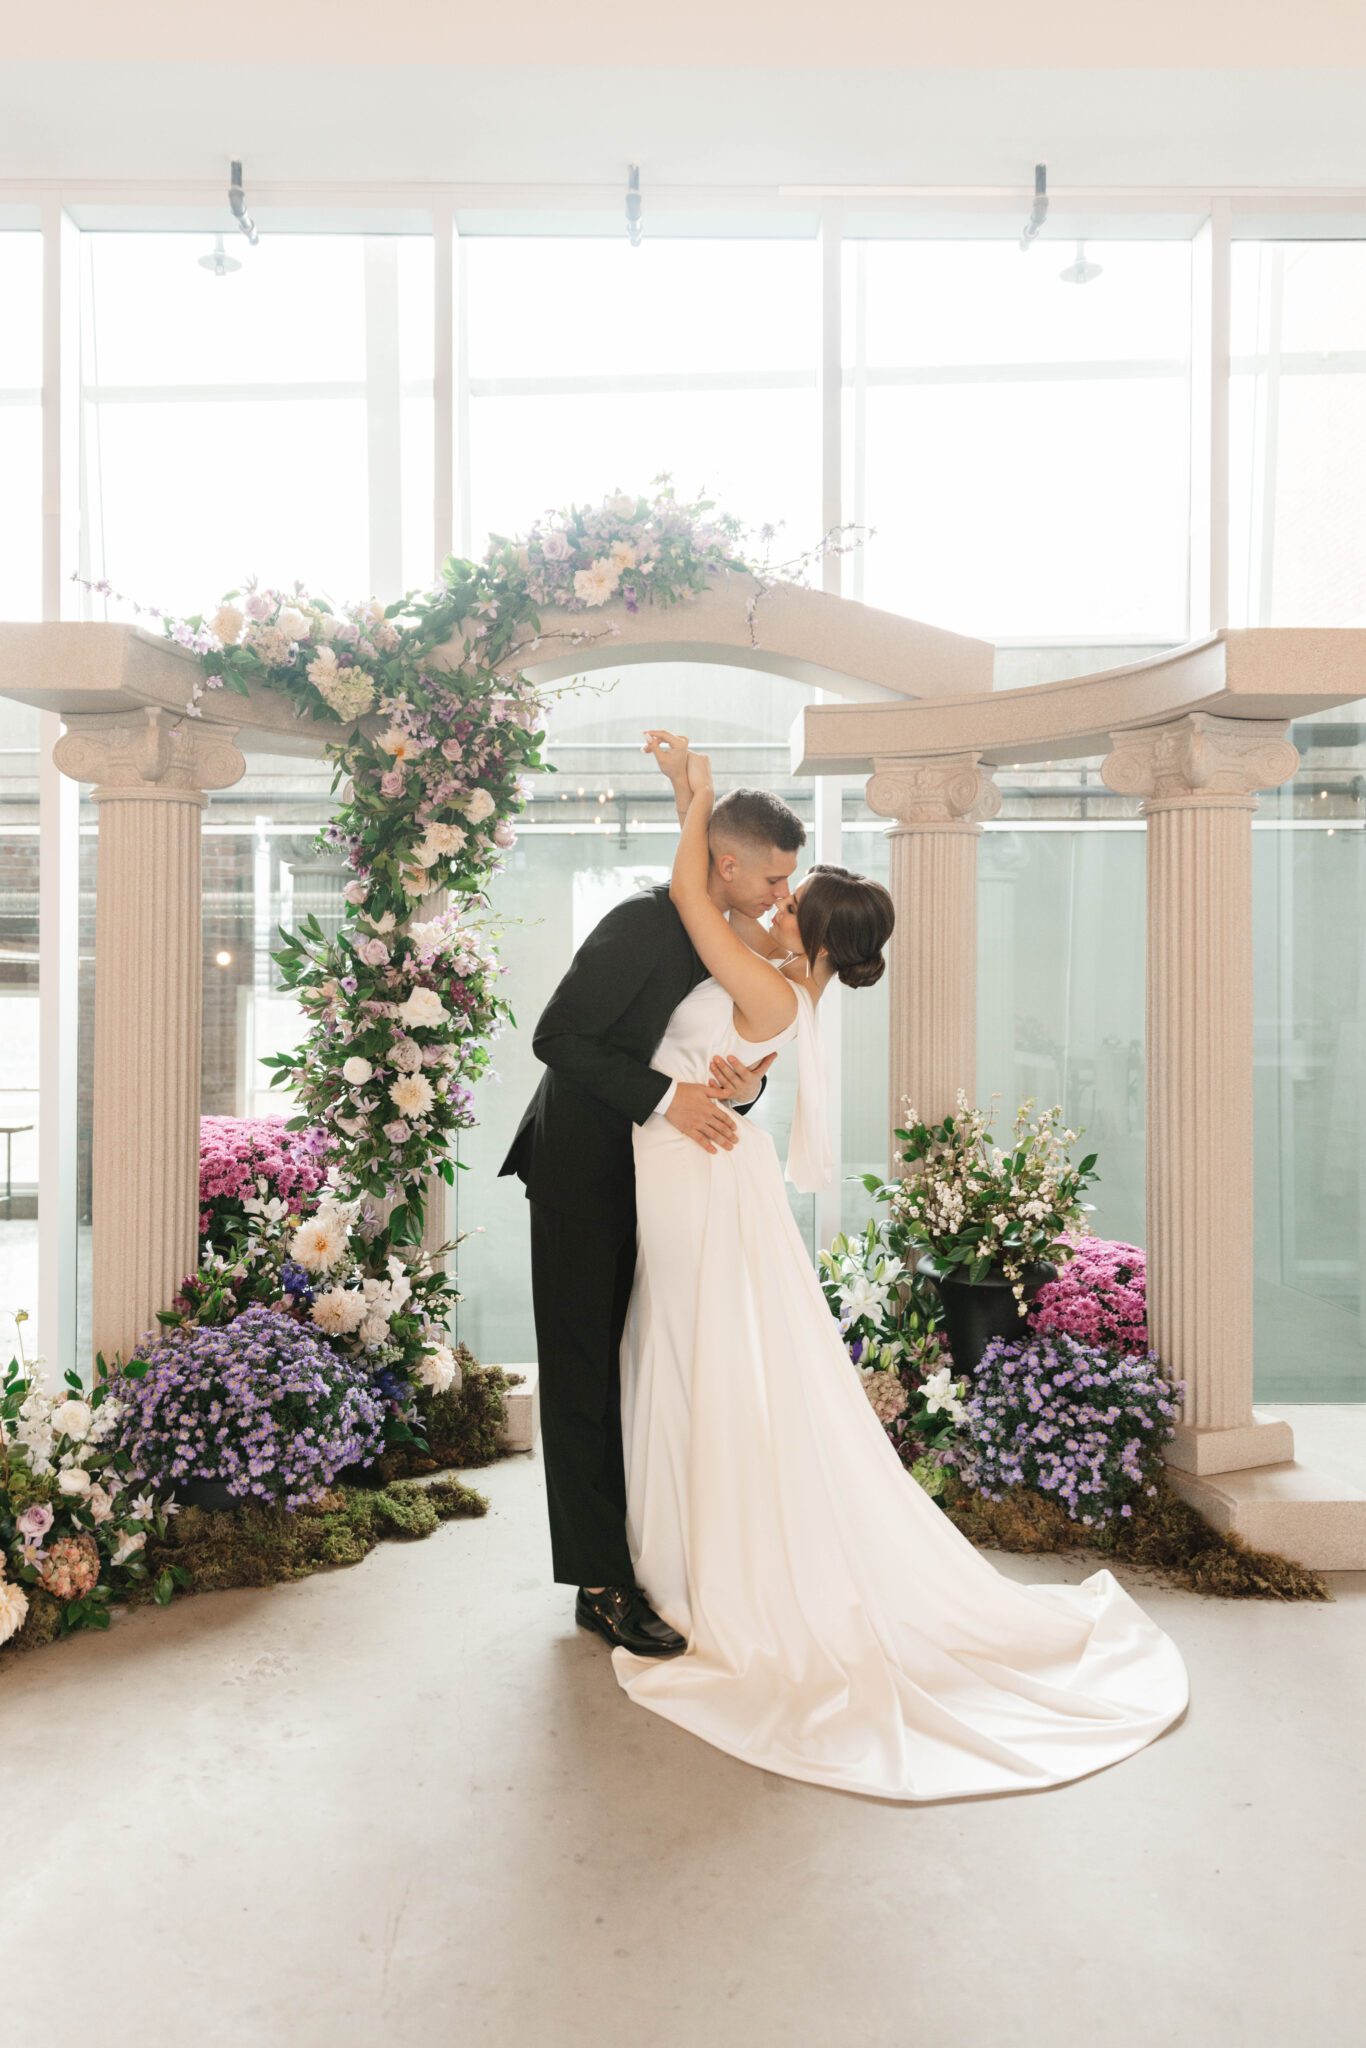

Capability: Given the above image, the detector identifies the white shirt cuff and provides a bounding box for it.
[652,1078,679,1117]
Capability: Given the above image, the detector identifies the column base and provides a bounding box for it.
[497,1362,541,1454]
[1164,1410,1294,1475]
[1165,1459,1366,1572]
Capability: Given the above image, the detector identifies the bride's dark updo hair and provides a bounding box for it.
[795,865,895,990]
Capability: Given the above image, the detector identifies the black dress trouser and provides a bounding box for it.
[528,1197,638,1589]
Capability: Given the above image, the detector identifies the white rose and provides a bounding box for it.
[572,558,620,607]
[52,1398,93,1441]
[417,1344,461,1395]
[277,606,309,642]
[463,789,496,826]
[606,492,637,519]
[210,603,245,646]
[398,988,447,1030]
[57,1466,92,1496]
[86,1484,115,1524]
[342,1056,374,1086]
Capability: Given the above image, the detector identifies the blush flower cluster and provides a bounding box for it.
[946,1330,1185,1528]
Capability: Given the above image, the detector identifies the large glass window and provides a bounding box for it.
[1230,241,1366,627]
[0,231,43,622]
[79,232,434,616]
[843,240,1192,642]
[463,236,820,553]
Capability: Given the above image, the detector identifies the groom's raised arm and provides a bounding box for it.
[531,894,677,1126]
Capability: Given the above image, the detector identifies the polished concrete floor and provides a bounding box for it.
[4,1423,1365,2048]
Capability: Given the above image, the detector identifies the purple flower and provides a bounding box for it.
[115,1306,387,1513]
[17,1503,54,1539]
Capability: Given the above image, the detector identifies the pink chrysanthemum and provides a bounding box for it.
[1029,1233,1148,1355]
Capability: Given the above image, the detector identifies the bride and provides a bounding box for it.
[613,729,1190,1802]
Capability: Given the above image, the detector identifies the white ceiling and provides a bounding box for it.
[2,62,1366,197]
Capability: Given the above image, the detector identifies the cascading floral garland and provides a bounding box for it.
[84,482,821,1433]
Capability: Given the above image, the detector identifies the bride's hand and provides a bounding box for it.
[642,729,689,784]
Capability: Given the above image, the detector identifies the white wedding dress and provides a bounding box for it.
[614,972,1189,1801]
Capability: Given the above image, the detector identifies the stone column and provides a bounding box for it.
[865,752,1001,1166]
[54,709,245,1368]
[1102,711,1299,1475]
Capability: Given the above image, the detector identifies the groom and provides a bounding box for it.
[500,785,807,1655]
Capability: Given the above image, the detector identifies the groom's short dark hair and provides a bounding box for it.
[710,787,807,854]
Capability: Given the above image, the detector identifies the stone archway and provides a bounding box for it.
[3,609,1366,1566]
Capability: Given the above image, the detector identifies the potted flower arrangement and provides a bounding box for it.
[1,1315,183,1651]
[866,1092,1100,1378]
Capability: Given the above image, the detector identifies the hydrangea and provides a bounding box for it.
[1029,1234,1148,1354]
[946,1330,1184,1528]
[115,1306,387,1512]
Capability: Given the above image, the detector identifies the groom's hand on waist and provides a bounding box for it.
[664,1081,740,1154]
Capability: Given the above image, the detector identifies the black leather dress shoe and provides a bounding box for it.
[575,1584,687,1657]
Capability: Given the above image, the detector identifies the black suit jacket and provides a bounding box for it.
[500,884,761,1229]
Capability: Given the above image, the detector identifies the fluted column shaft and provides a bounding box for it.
[1103,712,1299,1475]
[866,753,1000,1167]
[55,710,245,1368]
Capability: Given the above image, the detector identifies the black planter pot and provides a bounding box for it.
[917,1254,1057,1379]
[173,1476,241,1511]
[336,1459,389,1491]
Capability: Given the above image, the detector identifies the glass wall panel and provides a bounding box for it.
[1230,241,1366,627]
[838,770,1147,1256]
[0,703,42,1346]
[0,234,44,1347]
[842,240,1192,641]
[1252,704,1366,1400]
[454,662,815,1367]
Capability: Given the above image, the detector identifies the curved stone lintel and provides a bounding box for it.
[866,751,1002,828]
[452,573,994,703]
[793,627,1366,775]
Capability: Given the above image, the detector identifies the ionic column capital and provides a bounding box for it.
[1101,712,1299,810]
[54,708,246,805]
[866,751,1002,830]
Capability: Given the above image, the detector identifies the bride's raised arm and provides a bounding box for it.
[643,731,796,1043]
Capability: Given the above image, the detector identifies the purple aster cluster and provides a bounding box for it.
[947,1330,1185,1528]
[116,1305,387,1512]
[1030,1234,1148,1355]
